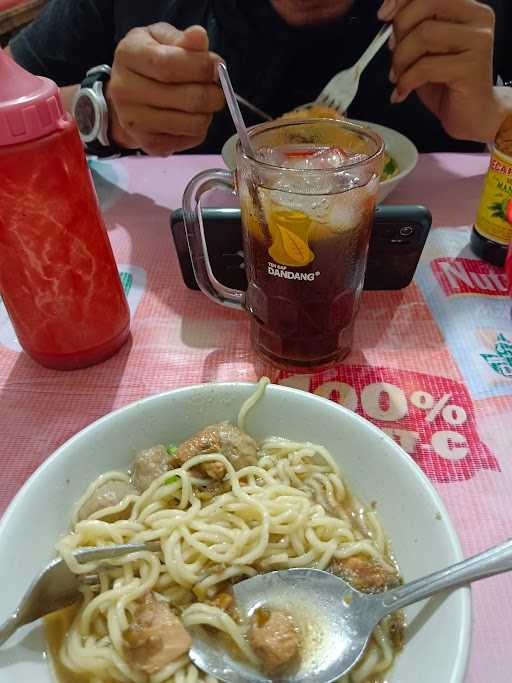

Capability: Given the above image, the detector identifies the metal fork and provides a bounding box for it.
[317,24,393,113]
[0,541,160,647]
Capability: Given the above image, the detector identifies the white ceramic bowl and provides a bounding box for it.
[221,120,418,203]
[0,382,469,683]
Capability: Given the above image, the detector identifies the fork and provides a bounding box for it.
[317,23,393,113]
[0,541,160,647]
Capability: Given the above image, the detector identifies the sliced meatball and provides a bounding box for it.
[175,422,258,479]
[331,556,401,593]
[77,480,137,521]
[202,460,227,481]
[218,422,259,470]
[249,608,299,673]
[131,445,171,492]
[124,592,192,675]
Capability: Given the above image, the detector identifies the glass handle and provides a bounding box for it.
[182,169,244,309]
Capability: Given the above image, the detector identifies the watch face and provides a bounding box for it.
[75,94,96,137]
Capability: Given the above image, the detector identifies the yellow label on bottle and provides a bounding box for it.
[475,148,512,245]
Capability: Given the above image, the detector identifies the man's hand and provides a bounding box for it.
[107,23,225,156]
[378,0,508,144]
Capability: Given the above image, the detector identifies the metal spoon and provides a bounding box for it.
[190,538,512,683]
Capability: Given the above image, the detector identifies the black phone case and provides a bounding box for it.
[170,205,432,292]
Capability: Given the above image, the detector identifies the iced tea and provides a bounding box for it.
[238,123,383,367]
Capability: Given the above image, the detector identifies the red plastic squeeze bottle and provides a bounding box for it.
[0,50,130,370]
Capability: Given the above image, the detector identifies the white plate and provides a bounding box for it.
[0,382,469,683]
[221,120,418,203]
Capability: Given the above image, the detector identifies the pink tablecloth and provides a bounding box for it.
[1,153,511,681]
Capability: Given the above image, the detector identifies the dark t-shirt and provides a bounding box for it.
[10,0,512,153]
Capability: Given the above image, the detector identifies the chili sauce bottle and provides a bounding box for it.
[471,115,512,267]
[0,50,130,369]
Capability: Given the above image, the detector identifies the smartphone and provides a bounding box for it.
[170,205,432,292]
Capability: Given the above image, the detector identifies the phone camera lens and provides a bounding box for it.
[399,226,414,238]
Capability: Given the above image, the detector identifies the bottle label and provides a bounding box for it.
[475,148,512,246]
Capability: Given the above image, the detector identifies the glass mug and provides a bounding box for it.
[183,119,384,368]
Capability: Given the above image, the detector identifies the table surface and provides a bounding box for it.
[1,153,511,682]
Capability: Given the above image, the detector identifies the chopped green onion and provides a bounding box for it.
[166,444,177,456]
[165,475,179,485]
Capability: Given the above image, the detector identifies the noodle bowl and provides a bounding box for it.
[50,379,404,683]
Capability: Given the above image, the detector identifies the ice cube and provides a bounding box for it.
[269,187,316,215]
[327,187,369,232]
[257,145,360,170]
[305,146,347,170]
[256,146,282,166]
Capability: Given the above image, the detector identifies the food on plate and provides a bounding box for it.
[281,104,345,121]
[380,154,399,181]
[280,103,400,182]
[47,379,404,683]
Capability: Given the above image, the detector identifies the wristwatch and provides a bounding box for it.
[73,65,123,157]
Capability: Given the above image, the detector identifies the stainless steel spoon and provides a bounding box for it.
[189,539,512,683]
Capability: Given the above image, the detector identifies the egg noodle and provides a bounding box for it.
[55,378,400,683]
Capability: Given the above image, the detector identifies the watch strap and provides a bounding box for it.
[83,65,111,89]
[85,139,127,159]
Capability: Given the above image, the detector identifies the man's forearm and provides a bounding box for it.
[60,85,79,114]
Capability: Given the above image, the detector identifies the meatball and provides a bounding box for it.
[331,556,401,592]
[249,608,299,673]
[175,422,258,479]
[218,422,259,470]
[124,593,192,674]
[77,480,137,521]
[131,445,170,492]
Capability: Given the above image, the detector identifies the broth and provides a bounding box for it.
[45,605,114,683]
